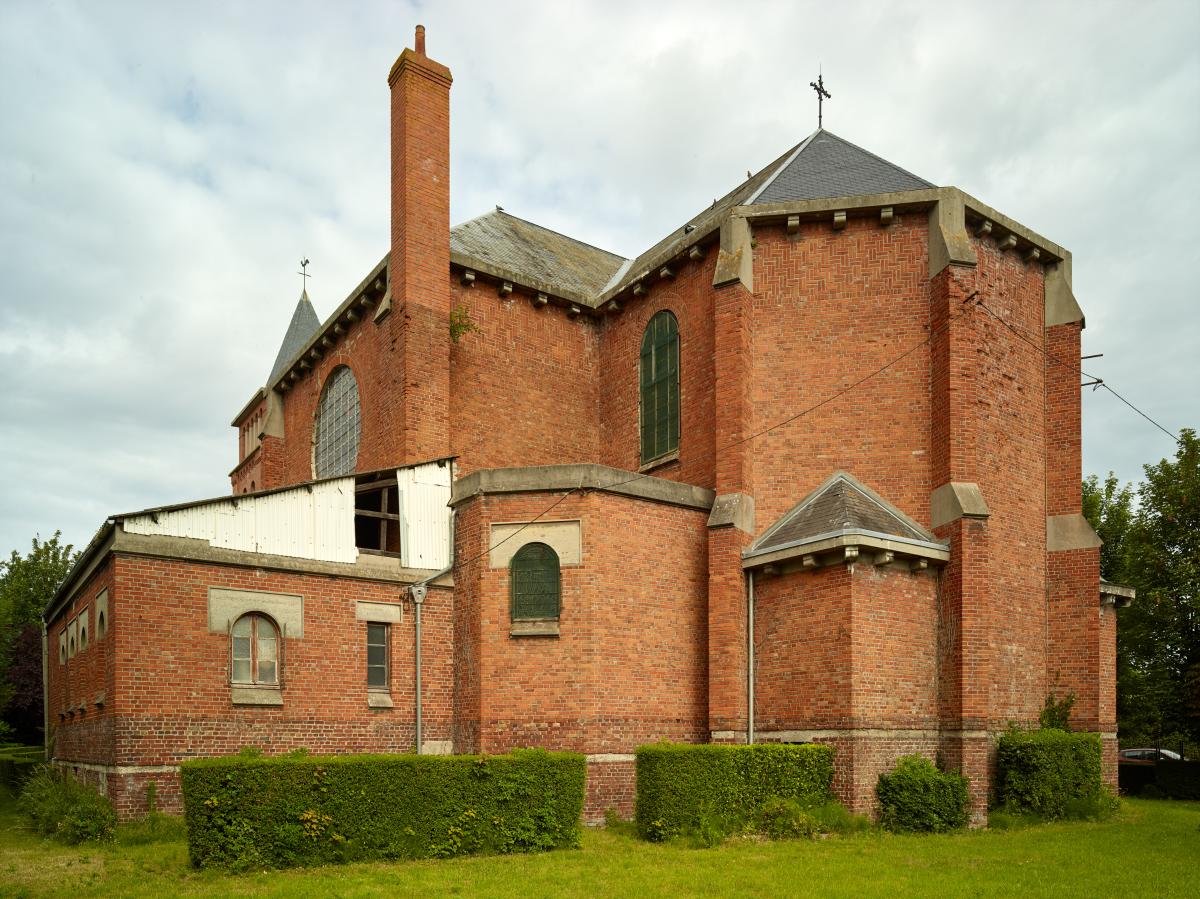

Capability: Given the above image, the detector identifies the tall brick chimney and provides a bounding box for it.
[388,25,453,462]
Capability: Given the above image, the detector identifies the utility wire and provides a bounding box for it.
[973,299,1179,443]
[453,300,974,574]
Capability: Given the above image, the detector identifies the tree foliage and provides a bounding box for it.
[1085,429,1200,750]
[0,532,78,741]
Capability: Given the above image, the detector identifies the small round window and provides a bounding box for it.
[314,365,361,478]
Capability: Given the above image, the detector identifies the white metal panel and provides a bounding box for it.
[120,478,357,564]
[396,462,451,569]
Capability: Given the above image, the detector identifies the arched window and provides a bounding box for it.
[314,365,361,478]
[231,613,279,685]
[510,542,561,621]
[640,310,680,464]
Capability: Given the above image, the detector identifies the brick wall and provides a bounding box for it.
[750,215,932,529]
[453,490,709,755]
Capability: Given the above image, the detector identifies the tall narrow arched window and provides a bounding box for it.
[314,365,361,478]
[640,310,680,464]
[510,542,561,621]
[231,613,279,685]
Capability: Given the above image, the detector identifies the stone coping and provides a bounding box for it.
[450,463,715,511]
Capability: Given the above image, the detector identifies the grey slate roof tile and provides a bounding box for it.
[450,210,627,301]
[268,289,321,384]
[752,471,937,554]
[750,129,934,205]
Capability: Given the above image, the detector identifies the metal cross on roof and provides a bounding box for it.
[810,72,831,128]
[298,257,311,291]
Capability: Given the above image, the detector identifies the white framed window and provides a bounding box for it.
[231,613,280,686]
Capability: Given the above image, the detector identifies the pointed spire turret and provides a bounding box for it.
[268,288,321,384]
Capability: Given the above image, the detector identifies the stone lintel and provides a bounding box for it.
[1047,513,1102,551]
[450,464,715,512]
[930,482,990,529]
[707,493,755,534]
[712,214,754,291]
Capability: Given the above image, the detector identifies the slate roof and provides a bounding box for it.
[750,471,940,556]
[748,130,934,206]
[450,209,628,301]
[268,289,321,384]
[449,129,934,306]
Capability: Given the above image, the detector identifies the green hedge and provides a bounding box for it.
[634,742,834,841]
[180,749,585,870]
[0,744,43,791]
[876,755,969,832]
[995,729,1101,819]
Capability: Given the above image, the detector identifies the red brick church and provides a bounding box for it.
[44,27,1128,823]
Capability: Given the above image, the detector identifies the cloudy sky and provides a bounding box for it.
[1,0,1197,558]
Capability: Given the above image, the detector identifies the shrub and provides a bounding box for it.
[634,742,834,842]
[995,729,1101,819]
[756,797,819,840]
[18,766,116,844]
[875,755,969,833]
[1039,693,1075,731]
[181,749,585,870]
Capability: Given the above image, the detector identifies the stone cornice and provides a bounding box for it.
[450,464,715,512]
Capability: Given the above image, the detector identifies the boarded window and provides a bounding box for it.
[314,365,361,478]
[232,613,279,685]
[510,542,561,620]
[367,623,389,689]
[640,310,680,463]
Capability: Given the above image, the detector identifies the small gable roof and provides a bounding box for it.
[745,472,947,569]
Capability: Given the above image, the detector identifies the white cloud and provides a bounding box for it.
[0,0,1197,555]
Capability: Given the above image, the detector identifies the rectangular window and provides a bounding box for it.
[367,623,389,689]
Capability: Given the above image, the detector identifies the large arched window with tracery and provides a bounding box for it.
[314,365,361,478]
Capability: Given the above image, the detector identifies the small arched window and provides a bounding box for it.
[231,613,279,685]
[510,542,561,621]
[314,365,361,478]
[639,310,680,464]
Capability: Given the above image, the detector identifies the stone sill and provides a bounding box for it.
[367,692,394,709]
[638,449,680,473]
[511,619,560,637]
[231,686,283,706]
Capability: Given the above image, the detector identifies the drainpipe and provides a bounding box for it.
[409,565,451,755]
[747,570,755,745]
[41,624,49,758]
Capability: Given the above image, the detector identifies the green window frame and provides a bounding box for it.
[510,542,561,621]
[640,310,680,463]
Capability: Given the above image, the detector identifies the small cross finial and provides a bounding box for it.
[810,71,831,128]
[298,257,311,291]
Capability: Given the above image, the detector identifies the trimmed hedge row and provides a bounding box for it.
[876,755,969,832]
[0,744,44,791]
[995,729,1101,819]
[634,742,834,841]
[181,749,585,870]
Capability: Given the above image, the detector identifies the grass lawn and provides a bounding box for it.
[0,793,1197,898]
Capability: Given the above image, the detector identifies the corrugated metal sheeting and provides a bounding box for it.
[123,479,358,564]
[397,461,452,569]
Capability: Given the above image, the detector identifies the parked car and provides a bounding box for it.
[1118,748,1185,765]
